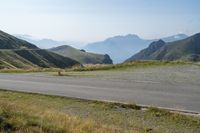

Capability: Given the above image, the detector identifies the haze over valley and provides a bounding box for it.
[15,33,189,63]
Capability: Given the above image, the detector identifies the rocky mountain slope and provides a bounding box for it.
[126,33,200,62]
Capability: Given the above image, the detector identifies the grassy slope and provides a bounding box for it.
[151,37,199,61]
[50,45,113,64]
[126,40,166,61]
[128,33,200,62]
[0,90,199,133]
[0,49,80,69]
[0,30,81,69]
[0,50,36,69]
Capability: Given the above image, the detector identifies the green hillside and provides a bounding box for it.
[0,49,80,69]
[0,30,80,69]
[126,33,200,62]
[49,45,113,64]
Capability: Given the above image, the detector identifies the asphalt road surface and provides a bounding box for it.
[0,73,199,112]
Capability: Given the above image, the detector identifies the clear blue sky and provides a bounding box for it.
[0,0,200,42]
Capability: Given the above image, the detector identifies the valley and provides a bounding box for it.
[1,0,200,132]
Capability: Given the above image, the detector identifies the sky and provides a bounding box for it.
[0,0,200,43]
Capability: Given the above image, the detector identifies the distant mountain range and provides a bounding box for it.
[15,33,188,64]
[84,34,188,63]
[14,34,84,49]
[14,32,191,64]
[126,33,200,62]
[49,45,113,64]
[0,30,80,69]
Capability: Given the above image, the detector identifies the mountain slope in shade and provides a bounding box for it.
[126,33,200,62]
[0,30,38,49]
[126,40,166,61]
[84,34,188,63]
[0,49,80,69]
[0,30,80,69]
[49,45,113,64]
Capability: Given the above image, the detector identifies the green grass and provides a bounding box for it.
[67,60,192,72]
[0,60,197,74]
[0,90,199,133]
[48,60,195,77]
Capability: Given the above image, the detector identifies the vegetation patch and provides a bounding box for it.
[49,45,113,64]
[67,60,191,72]
[0,61,196,74]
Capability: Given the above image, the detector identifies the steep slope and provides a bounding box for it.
[0,30,38,49]
[126,33,200,62]
[0,30,80,69]
[126,40,166,61]
[151,33,200,61]
[0,49,80,69]
[84,34,188,63]
[49,45,113,64]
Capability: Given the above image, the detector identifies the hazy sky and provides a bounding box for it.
[0,0,200,42]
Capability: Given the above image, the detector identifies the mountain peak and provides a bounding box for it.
[105,34,141,42]
[125,34,140,39]
[127,33,200,62]
[149,39,165,49]
[157,39,165,44]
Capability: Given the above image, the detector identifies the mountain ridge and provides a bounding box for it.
[0,30,80,69]
[0,30,38,49]
[84,34,188,63]
[126,33,200,62]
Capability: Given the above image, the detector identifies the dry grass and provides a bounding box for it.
[0,90,200,133]
[0,101,126,133]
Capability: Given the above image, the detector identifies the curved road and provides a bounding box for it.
[0,73,199,112]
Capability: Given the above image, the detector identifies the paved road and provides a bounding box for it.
[0,73,199,112]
